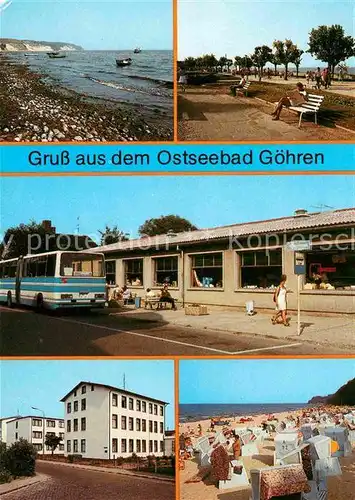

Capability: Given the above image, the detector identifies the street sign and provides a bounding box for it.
[286,240,312,251]
[294,251,306,275]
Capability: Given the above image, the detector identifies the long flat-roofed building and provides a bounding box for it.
[61,381,168,459]
[92,208,355,314]
[6,416,65,454]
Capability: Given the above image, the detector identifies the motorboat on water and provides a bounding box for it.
[116,57,132,67]
[133,47,141,53]
[47,51,66,59]
[24,53,37,57]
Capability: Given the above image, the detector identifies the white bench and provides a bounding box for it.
[288,94,325,127]
[231,81,251,96]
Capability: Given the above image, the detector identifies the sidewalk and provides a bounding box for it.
[113,308,355,349]
[0,474,48,496]
[36,459,174,483]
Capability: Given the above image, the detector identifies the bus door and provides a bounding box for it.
[15,257,24,304]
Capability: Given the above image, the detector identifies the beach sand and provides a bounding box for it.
[179,410,355,500]
[0,57,173,142]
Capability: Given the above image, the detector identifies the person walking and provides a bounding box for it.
[271,274,290,326]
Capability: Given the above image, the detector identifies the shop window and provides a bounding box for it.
[124,259,143,286]
[191,253,223,288]
[240,250,282,289]
[305,251,355,290]
[154,256,179,287]
[106,261,116,285]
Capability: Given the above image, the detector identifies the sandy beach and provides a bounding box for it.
[0,57,173,142]
[179,408,355,500]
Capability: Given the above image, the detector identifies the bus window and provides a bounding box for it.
[60,253,104,277]
[0,264,3,278]
[46,255,56,277]
[25,257,37,277]
[37,256,47,277]
[9,261,17,278]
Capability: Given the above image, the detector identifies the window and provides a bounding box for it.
[142,440,146,453]
[112,438,118,454]
[121,439,127,453]
[24,254,56,278]
[67,402,72,413]
[32,419,42,427]
[129,439,134,453]
[46,420,55,427]
[81,439,86,453]
[112,414,118,429]
[0,260,18,278]
[81,418,86,431]
[160,441,164,453]
[59,444,65,451]
[81,399,86,411]
[129,398,134,410]
[15,422,18,429]
[33,443,42,451]
[136,440,141,453]
[67,420,71,432]
[46,432,55,438]
[154,441,158,453]
[121,416,127,430]
[136,400,141,411]
[81,385,86,394]
[142,401,146,413]
[74,390,77,397]
[73,440,78,453]
[149,440,153,453]
[160,406,164,416]
[149,403,153,414]
[73,419,78,432]
[136,418,141,431]
[124,259,143,286]
[33,431,42,439]
[59,421,65,428]
[149,420,153,433]
[240,250,282,288]
[122,396,127,408]
[191,252,223,288]
[154,421,158,433]
[154,404,158,415]
[15,432,18,440]
[59,432,65,439]
[160,422,164,434]
[106,261,116,285]
[67,440,71,453]
[142,419,146,432]
[91,385,95,391]
[305,250,355,290]
[60,253,104,277]
[129,417,134,431]
[112,394,118,406]
[154,256,179,287]
[74,401,78,412]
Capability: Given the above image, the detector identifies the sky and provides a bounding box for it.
[0,360,175,429]
[178,0,355,67]
[180,359,355,404]
[1,175,354,242]
[0,0,172,50]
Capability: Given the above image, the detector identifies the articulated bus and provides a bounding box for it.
[0,251,106,310]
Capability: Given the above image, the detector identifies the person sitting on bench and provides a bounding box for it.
[231,75,247,93]
[159,283,177,310]
[271,82,308,120]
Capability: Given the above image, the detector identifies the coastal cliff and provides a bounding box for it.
[308,378,355,405]
[0,38,83,51]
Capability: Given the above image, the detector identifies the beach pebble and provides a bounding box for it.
[3,128,9,133]
[74,136,83,141]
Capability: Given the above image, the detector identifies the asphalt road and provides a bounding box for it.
[3,461,174,500]
[0,306,348,356]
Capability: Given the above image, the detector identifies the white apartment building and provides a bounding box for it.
[61,381,168,459]
[0,416,18,444]
[6,416,65,454]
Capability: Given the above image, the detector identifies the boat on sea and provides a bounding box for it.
[133,47,141,54]
[47,51,66,59]
[116,57,132,67]
[24,53,37,57]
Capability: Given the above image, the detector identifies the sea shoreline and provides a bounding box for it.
[0,56,173,142]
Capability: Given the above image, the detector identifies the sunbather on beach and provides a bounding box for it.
[271,82,308,120]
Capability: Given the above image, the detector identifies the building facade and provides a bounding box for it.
[0,416,18,444]
[6,416,65,454]
[97,209,355,314]
[61,382,168,459]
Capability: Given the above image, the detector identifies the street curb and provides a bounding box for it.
[1,474,49,496]
[114,312,355,350]
[37,460,174,483]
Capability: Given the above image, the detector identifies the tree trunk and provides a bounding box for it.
[296,65,299,78]
[284,63,288,80]
[274,63,277,75]
[258,67,262,82]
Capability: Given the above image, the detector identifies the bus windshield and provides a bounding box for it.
[60,253,104,277]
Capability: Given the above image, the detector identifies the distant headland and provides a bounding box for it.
[0,38,83,52]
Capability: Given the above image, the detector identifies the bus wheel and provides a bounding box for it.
[7,292,13,308]
[36,294,44,313]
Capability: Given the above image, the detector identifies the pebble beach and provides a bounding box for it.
[0,57,173,142]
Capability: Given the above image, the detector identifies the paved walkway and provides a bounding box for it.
[178,90,354,141]
[0,474,48,496]
[116,307,355,349]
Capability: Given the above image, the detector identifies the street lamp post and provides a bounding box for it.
[31,406,45,456]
